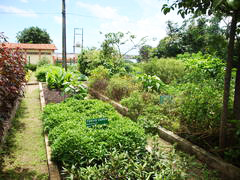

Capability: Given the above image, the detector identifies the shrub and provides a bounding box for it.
[140,57,185,84]
[120,91,159,120]
[0,33,26,122]
[180,52,225,84]
[46,67,72,89]
[138,105,180,132]
[137,74,165,93]
[42,98,119,132]
[63,77,88,100]
[179,82,223,133]
[106,75,139,101]
[88,66,110,92]
[35,65,52,82]
[38,56,50,67]
[24,63,37,71]
[42,98,146,168]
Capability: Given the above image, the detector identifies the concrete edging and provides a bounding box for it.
[39,82,61,180]
[88,87,240,180]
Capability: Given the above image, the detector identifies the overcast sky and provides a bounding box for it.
[0,0,184,54]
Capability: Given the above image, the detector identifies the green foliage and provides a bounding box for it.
[35,65,55,82]
[178,52,225,84]
[121,91,159,120]
[88,66,110,92]
[106,75,139,101]
[63,76,88,100]
[46,67,72,89]
[42,98,146,168]
[38,56,50,67]
[179,83,223,133]
[42,98,118,132]
[154,17,227,59]
[24,63,37,71]
[137,74,165,93]
[138,45,153,62]
[138,104,180,132]
[140,57,185,84]
[78,49,101,76]
[16,26,52,44]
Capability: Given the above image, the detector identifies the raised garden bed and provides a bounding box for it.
[88,87,240,180]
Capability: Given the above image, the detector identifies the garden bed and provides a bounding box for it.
[42,83,70,104]
[88,87,240,180]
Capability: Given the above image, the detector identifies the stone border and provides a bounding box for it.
[88,87,240,180]
[39,82,61,180]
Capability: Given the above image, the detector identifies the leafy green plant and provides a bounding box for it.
[42,98,146,169]
[106,75,139,101]
[88,66,110,92]
[24,63,37,71]
[179,82,223,133]
[140,57,185,84]
[63,76,88,100]
[180,52,225,83]
[46,68,72,89]
[120,91,159,120]
[35,65,57,82]
[137,74,165,93]
[61,137,218,180]
[38,56,50,67]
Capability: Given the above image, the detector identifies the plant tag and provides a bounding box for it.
[160,95,173,104]
[86,117,109,127]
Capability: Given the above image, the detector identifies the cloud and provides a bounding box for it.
[54,16,62,24]
[0,5,37,17]
[20,0,28,3]
[76,1,128,20]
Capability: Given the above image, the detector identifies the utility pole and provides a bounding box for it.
[62,0,67,71]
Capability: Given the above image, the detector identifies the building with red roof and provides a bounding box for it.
[2,43,57,64]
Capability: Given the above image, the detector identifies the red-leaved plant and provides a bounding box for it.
[0,32,26,136]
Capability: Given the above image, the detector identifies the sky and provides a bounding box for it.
[0,0,184,55]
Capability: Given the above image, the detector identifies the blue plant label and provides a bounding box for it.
[160,95,173,104]
[86,117,109,127]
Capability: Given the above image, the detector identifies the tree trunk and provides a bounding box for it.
[219,13,237,148]
[233,57,240,120]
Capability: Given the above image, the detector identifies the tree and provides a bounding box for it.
[162,0,240,148]
[155,16,227,58]
[100,32,147,59]
[138,45,153,62]
[16,26,52,44]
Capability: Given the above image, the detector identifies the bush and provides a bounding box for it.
[88,66,110,92]
[24,63,37,71]
[42,98,119,132]
[179,82,223,133]
[42,98,146,168]
[0,33,26,122]
[137,74,165,93]
[46,67,72,89]
[106,75,139,101]
[140,57,185,84]
[38,56,50,67]
[120,91,159,120]
[179,52,225,84]
[35,65,51,82]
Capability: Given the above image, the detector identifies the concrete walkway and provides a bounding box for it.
[0,77,48,179]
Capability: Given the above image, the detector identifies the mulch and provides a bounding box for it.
[42,84,70,104]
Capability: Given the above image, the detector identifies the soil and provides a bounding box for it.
[42,83,70,104]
